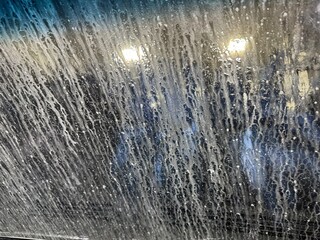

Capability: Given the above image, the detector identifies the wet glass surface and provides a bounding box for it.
[0,0,320,239]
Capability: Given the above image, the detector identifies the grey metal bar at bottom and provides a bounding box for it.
[0,233,89,240]
[0,237,43,240]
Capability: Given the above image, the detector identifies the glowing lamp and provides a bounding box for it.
[227,38,247,53]
[122,47,143,62]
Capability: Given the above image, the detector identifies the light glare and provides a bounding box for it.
[227,38,247,53]
[122,47,143,62]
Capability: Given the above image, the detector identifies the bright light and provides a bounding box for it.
[227,38,247,53]
[122,47,143,62]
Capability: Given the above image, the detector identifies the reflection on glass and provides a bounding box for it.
[122,47,143,62]
[0,1,319,240]
[227,38,247,53]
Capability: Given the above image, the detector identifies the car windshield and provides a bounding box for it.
[0,0,320,239]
